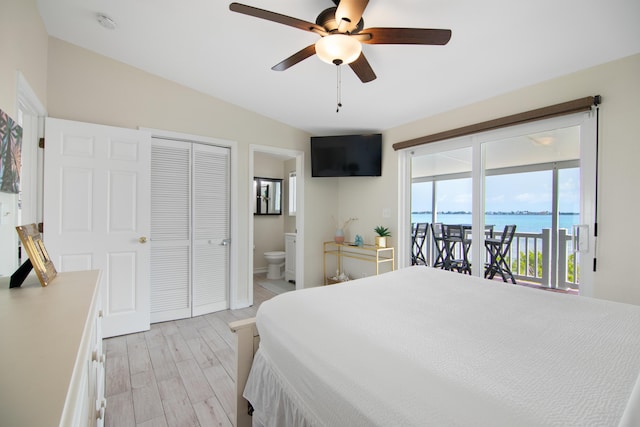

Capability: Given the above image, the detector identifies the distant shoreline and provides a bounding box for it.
[411,212,580,233]
[411,211,578,216]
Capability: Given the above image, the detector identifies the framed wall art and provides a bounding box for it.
[0,108,23,194]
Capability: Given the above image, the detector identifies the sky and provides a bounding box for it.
[412,168,580,213]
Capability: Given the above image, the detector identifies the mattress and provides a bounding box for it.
[244,266,640,426]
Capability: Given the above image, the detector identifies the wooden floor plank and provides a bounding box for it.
[147,345,180,382]
[106,353,132,396]
[131,370,156,390]
[136,416,169,427]
[144,327,167,349]
[176,358,216,404]
[131,380,164,424]
[105,334,128,356]
[157,377,190,403]
[104,279,277,425]
[214,347,235,378]
[193,396,233,427]
[203,363,236,421]
[198,325,229,352]
[105,391,135,427]
[204,314,236,348]
[128,339,152,376]
[187,336,220,369]
[164,332,195,363]
[163,398,201,427]
[155,320,180,336]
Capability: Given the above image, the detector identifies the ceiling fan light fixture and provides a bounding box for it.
[315,34,362,65]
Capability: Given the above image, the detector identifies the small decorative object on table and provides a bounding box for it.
[334,217,357,244]
[374,226,391,248]
[354,234,364,247]
[328,270,350,285]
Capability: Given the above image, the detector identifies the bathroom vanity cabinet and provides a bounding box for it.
[285,233,296,283]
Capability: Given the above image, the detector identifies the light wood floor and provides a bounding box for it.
[104,281,276,427]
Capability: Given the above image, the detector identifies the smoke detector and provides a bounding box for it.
[96,13,117,30]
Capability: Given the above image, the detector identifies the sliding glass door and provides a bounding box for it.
[406,112,596,294]
[482,126,581,289]
[411,146,473,267]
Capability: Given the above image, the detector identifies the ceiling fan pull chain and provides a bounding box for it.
[336,64,343,113]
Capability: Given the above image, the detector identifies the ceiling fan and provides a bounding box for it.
[229,0,452,83]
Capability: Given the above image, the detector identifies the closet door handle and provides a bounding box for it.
[220,238,231,246]
[139,236,148,244]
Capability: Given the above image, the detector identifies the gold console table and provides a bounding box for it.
[323,241,395,285]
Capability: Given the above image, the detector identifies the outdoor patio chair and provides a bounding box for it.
[411,222,428,265]
[484,224,494,238]
[431,223,447,269]
[484,224,517,283]
[443,224,471,274]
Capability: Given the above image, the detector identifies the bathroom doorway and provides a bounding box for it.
[249,145,304,303]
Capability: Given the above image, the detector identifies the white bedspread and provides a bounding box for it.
[244,266,640,426]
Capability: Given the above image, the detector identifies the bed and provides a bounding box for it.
[229,266,640,427]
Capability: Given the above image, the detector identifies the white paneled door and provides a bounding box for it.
[150,139,230,323]
[44,118,151,338]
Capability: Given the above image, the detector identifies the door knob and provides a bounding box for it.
[139,236,147,244]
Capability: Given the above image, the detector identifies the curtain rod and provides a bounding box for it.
[392,95,599,151]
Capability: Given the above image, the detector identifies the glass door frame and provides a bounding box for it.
[398,110,597,295]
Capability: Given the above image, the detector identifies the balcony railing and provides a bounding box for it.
[415,227,578,289]
[506,228,578,289]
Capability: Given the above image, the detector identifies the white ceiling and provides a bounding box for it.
[36,0,640,136]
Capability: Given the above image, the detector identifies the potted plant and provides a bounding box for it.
[374,226,391,248]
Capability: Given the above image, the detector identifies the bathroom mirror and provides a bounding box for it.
[254,177,282,215]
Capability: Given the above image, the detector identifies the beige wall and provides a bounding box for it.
[337,136,398,247]
[346,53,638,305]
[0,0,48,117]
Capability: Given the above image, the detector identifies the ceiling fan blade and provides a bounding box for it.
[349,52,376,83]
[360,27,452,45]
[335,0,369,33]
[229,3,325,34]
[272,44,317,71]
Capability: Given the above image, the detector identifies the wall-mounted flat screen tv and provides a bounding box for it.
[311,133,382,177]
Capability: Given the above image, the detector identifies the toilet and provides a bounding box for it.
[264,251,286,279]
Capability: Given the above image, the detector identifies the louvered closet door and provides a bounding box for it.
[150,140,191,323]
[150,140,230,322]
[192,143,230,316]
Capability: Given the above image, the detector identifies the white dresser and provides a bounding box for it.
[0,269,104,426]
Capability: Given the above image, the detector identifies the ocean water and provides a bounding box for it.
[411,213,580,233]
